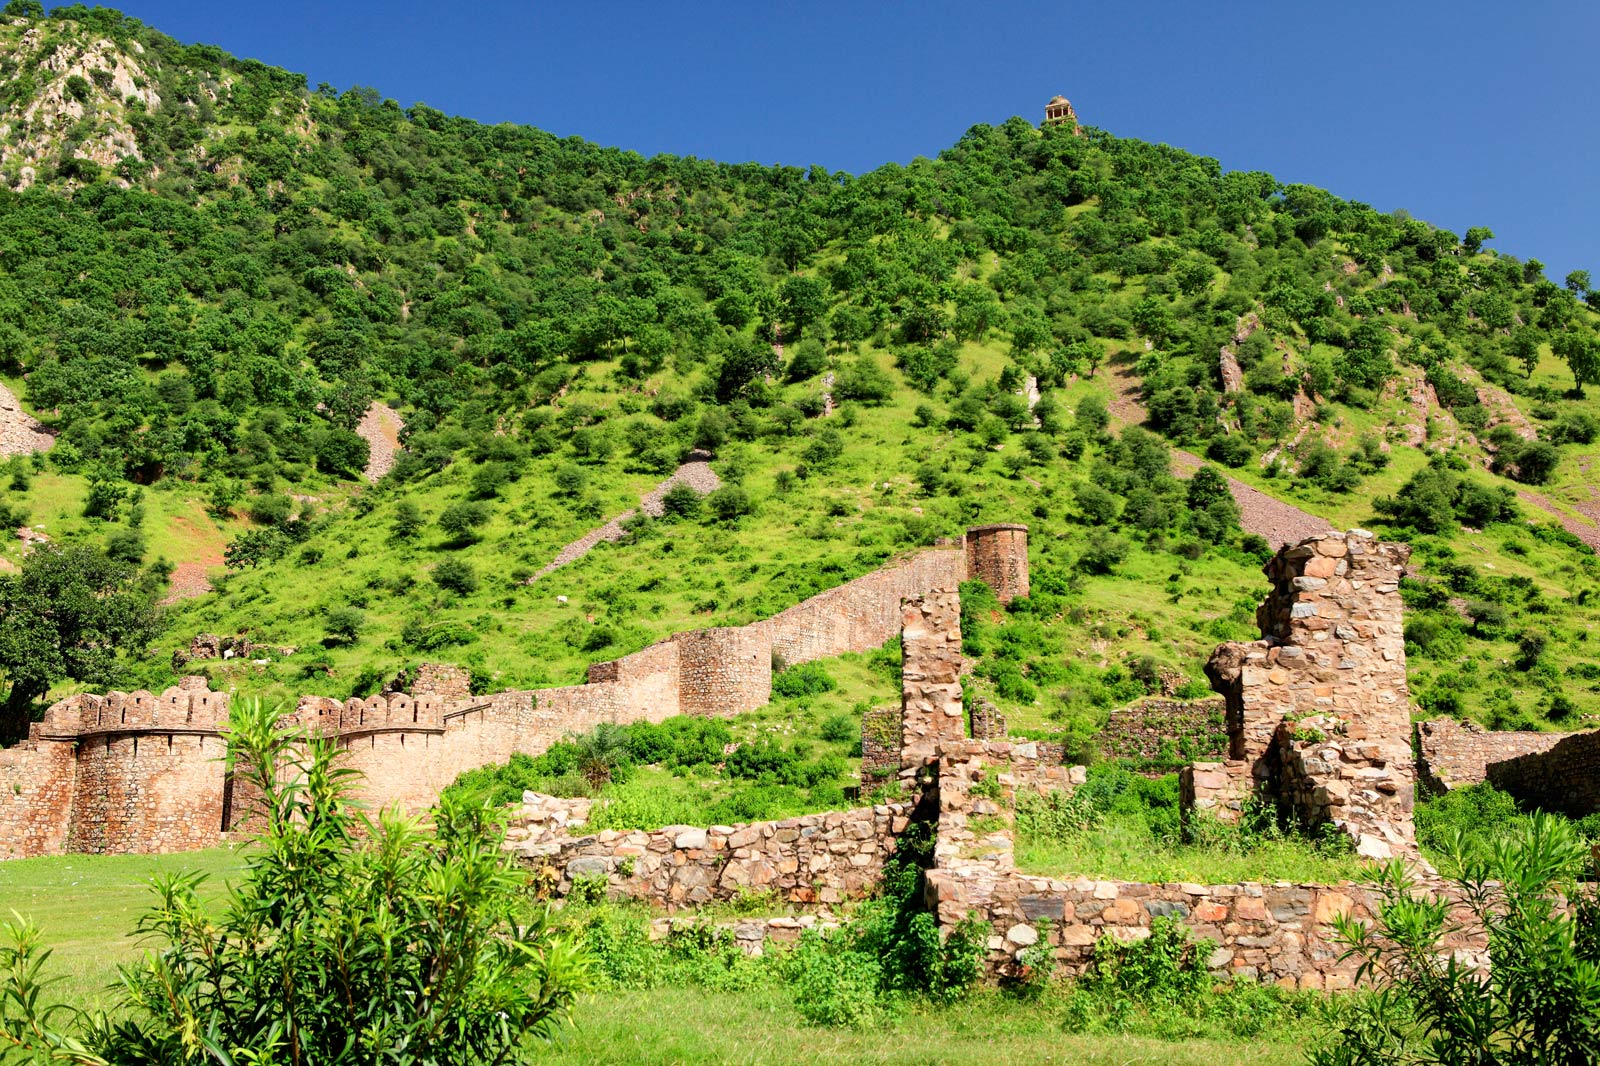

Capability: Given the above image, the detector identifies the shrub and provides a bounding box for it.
[1077,530,1131,574]
[773,661,836,699]
[434,558,479,594]
[1310,814,1600,1066]
[246,492,294,527]
[660,482,702,519]
[819,713,857,744]
[438,500,491,544]
[391,500,424,541]
[0,699,590,1063]
[324,605,365,644]
[706,486,753,522]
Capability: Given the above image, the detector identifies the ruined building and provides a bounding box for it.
[1188,530,1416,859]
[1043,94,1079,128]
[0,523,1030,859]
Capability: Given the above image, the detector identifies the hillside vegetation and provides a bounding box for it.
[0,3,1596,743]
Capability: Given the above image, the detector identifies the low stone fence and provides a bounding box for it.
[1415,718,1569,794]
[924,868,1484,988]
[504,793,917,909]
[1488,729,1600,818]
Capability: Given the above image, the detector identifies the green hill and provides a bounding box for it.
[0,3,1597,744]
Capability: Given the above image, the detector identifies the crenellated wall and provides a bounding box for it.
[2,527,1030,859]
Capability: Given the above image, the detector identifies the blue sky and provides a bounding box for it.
[79,1,1599,281]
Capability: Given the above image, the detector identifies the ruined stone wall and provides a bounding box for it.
[1101,697,1227,766]
[1415,718,1568,794]
[898,590,967,771]
[0,740,75,858]
[1202,531,1416,858]
[1487,730,1600,817]
[760,547,968,665]
[406,662,471,701]
[968,699,1007,741]
[964,524,1030,604]
[1179,760,1253,827]
[505,794,917,909]
[674,626,772,716]
[924,869,1484,988]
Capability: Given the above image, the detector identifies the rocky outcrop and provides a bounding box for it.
[356,403,404,482]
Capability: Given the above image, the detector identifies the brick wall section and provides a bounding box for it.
[504,794,917,909]
[0,739,74,858]
[964,524,1029,604]
[898,589,967,771]
[1414,718,1569,794]
[1201,530,1416,859]
[1487,730,1600,817]
[759,547,968,665]
[673,626,772,716]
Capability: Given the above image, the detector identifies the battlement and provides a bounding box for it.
[36,683,231,740]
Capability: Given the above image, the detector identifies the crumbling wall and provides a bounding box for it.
[1414,718,1568,794]
[898,589,967,770]
[505,795,917,909]
[1201,530,1416,859]
[1101,697,1227,766]
[859,705,902,789]
[964,524,1030,604]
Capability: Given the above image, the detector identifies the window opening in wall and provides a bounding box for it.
[220,773,233,832]
[132,737,138,758]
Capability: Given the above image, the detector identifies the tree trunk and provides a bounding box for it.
[0,683,40,746]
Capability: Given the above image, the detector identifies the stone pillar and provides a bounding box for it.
[964,524,1029,604]
[899,589,967,770]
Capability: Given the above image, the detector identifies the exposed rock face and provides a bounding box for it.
[0,383,52,456]
[1219,349,1244,393]
[1202,530,1417,859]
[355,402,404,482]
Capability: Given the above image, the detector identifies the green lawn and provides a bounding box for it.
[1,846,248,1009]
[532,986,1312,1066]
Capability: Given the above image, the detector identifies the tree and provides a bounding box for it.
[324,605,364,645]
[0,699,590,1062]
[1564,269,1592,296]
[1509,327,1544,379]
[1462,226,1494,255]
[1310,814,1600,1066]
[0,546,161,742]
[659,482,702,519]
[391,500,424,541]
[224,527,289,570]
[1551,330,1600,396]
[437,501,490,545]
[315,426,370,478]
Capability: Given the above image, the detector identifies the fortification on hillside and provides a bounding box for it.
[0,524,1023,859]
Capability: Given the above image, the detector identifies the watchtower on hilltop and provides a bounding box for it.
[1043,94,1079,129]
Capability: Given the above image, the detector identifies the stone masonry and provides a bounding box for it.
[1414,717,1569,795]
[1201,530,1416,860]
[964,523,1030,604]
[897,589,968,773]
[1,526,1024,859]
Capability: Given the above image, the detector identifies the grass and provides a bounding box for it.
[1015,814,1369,885]
[0,845,248,1009]
[533,985,1314,1065]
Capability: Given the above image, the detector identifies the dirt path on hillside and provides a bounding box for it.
[531,453,722,582]
[1100,357,1335,549]
[1516,489,1600,552]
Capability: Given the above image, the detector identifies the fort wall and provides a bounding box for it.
[2,529,1025,858]
[964,524,1029,604]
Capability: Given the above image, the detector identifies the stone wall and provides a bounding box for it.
[0,739,75,858]
[968,699,1007,741]
[1179,760,1252,827]
[1100,697,1227,766]
[965,524,1030,604]
[898,589,967,771]
[760,547,967,666]
[859,705,902,789]
[1414,718,1568,794]
[1,526,1029,860]
[924,869,1484,988]
[1487,730,1600,817]
[505,793,916,909]
[674,626,773,716]
[1201,531,1416,858]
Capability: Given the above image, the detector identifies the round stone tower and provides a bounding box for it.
[965,524,1030,604]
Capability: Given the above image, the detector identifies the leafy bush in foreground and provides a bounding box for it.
[0,699,590,1065]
